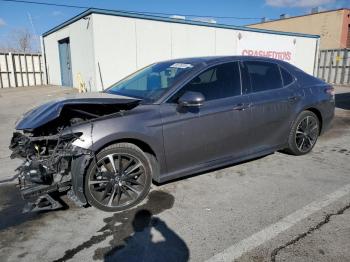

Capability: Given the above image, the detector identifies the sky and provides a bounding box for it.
[0,0,349,50]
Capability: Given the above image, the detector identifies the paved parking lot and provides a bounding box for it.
[0,85,349,262]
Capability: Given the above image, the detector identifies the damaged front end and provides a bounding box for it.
[9,130,92,212]
[9,93,140,212]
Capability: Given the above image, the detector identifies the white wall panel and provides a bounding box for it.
[135,19,172,69]
[44,13,319,90]
[43,16,95,89]
[295,37,318,75]
[92,15,137,90]
[171,23,216,58]
[215,28,238,56]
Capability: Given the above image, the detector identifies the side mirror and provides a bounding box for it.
[178,91,205,107]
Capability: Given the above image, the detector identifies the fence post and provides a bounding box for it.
[40,36,48,85]
[340,49,348,85]
[8,52,17,87]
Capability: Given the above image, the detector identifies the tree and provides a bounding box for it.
[11,28,35,52]
[0,28,39,53]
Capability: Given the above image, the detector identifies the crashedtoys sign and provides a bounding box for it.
[241,49,292,61]
[237,30,297,63]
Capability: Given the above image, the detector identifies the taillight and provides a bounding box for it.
[325,86,335,96]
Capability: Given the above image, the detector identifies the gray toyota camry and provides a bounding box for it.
[10,56,335,212]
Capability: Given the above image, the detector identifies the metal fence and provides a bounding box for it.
[0,52,45,88]
[317,49,350,85]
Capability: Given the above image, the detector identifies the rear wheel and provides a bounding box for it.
[285,111,320,155]
[84,143,152,212]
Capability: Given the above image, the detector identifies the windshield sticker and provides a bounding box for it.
[170,63,193,69]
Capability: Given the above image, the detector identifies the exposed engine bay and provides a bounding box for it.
[9,94,140,212]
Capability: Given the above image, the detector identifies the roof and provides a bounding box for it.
[160,55,296,65]
[42,8,320,38]
[248,8,350,26]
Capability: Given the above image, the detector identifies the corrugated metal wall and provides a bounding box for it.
[317,49,350,85]
[0,52,45,88]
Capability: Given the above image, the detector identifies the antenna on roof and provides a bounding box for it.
[191,17,217,24]
[170,15,186,20]
[311,7,320,13]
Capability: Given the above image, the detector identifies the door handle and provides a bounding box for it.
[288,96,300,102]
[233,103,250,111]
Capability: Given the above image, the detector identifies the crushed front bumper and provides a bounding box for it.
[10,132,93,212]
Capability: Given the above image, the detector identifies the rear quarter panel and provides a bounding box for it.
[290,66,335,134]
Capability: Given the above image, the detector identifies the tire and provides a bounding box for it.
[285,110,320,156]
[84,143,152,212]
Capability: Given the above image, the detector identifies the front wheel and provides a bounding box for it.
[84,143,152,212]
[285,111,320,156]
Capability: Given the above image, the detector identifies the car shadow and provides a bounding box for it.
[104,209,190,262]
[335,92,350,110]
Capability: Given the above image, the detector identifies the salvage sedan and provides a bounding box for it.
[9,56,335,212]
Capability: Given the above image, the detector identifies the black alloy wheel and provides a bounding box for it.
[295,115,319,153]
[286,110,320,155]
[85,143,152,212]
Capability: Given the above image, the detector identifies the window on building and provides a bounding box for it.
[244,61,283,92]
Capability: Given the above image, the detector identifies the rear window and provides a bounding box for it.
[280,67,294,86]
[244,61,283,92]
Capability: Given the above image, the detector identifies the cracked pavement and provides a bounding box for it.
[0,85,349,262]
[273,205,350,262]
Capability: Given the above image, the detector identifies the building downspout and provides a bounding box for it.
[40,36,49,85]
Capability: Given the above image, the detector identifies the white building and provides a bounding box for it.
[42,8,320,91]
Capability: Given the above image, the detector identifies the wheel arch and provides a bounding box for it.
[71,136,162,206]
[304,107,323,134]
[96,138,158,159]
[93,137,162,182]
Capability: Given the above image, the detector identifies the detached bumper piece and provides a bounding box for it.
[19,178,70,213]
[22,194,62,213]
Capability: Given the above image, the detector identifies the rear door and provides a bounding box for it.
[160,62,251,175]
[241,60,300,150]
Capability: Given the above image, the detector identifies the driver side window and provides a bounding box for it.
[170,62,241,103]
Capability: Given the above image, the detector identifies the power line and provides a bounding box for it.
[0,0,263,20]
[0,0,89,9]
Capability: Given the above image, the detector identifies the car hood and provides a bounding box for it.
[16,92,140,130]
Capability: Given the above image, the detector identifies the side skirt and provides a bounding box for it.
[154,145,283,183]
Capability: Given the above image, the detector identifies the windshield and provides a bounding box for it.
[105,62,195,102]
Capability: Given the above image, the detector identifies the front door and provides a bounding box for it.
[58,38,73,87]
[160,62,252,176]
